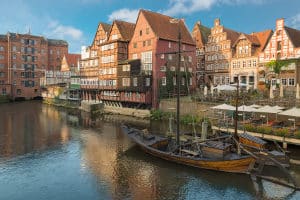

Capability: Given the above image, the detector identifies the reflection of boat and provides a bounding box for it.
[121,125,254,173]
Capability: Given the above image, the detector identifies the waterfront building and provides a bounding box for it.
[98,20,135,105]
[128,9,196,108]
[80,22,111,101]
[204,18,240,87]
[231,30,272,89]
[191,21,210,88]
[258,18,300,91]
[0,32,68,100]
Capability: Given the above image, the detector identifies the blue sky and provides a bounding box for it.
[1,0,300,53]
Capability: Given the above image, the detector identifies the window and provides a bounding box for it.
[2,88,6,95]
[147,40,151,46]
[122,78,130,86]
[188,56,192,62]
[0,55,4,59]
[133,43,137,48]
[132,53,138,59]
[146,27,150,34]
[143,41,146,47]
[168,54,172,60]
[122,64,130,71]
[170,66,176,71]
[146,78,150,86]
[161,77,166,86]
[50,50,53,54]
[189,77,192,86]
[139,30,142,36]
[133,77,138,86]
[168,42,171,48]
[111,34,118,40]
[160,66,166,71]
[281,79,287,85]
[160,54,164,59]
[277,41,282,51]
[141,51,152,71]
[173,77,176,85]
[0,64,4,69]
[17,89,21,95]
[12,46,17,52]
[181,77,185,85]
[288,78,295,86]
[13,54,17,59]
[0,46,4,51]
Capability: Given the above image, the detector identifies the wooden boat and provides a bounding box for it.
[121,125,255,173]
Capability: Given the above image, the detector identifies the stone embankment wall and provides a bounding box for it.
[159,99,217,117]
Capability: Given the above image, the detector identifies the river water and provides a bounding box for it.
[0,101,300,200]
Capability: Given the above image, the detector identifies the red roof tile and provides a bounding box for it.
[114,20,135,41]
[65,53,80,67]
[284,26,300,48]
[140,9,195,45]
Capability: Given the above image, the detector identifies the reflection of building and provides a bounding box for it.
[258,18,300,90]
[205,19,239,87]
[231,30,272,89]
[0,32,68,99]
[192,21,210,88]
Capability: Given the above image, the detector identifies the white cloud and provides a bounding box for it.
[163,0,267,16]
[287,13,300,29]
[46,21,83,40]
[0,0,85,53]
[108,8,139,23]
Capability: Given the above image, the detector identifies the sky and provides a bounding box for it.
[1,0,300,53]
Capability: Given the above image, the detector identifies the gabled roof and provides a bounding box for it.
[139,9,195,45]
[284,26,300,48]
[91,22,111,47]
[223,27,240,46]
[66,53,81,66]
[252,29,273,53]
[192,21,210,48]
[114,20,135,41]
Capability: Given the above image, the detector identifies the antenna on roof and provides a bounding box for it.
[28,26,31,35]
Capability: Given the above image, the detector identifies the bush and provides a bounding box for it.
[244,124,256,132]
[180,114,200,125]
[256,126,273,134]
[274,128,289,137]
[294,131,300,139]
[150,109,164,120]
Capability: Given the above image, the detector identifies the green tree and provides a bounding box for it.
[266,59,294,87]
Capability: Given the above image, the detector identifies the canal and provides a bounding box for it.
[0,101,300,199]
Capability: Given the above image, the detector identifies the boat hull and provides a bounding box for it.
[122,125,255,174]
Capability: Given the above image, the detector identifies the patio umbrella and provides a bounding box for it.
[215,84,236,91]
[255,105,282,123]
[272,105,284,110]
[296,84,300,99]
[279,107,300,118]
[204,86,208,96]
[249,104,261,109]
[279,84,284,98]
[211,103,235,111]
[279,107,300,129]
[269,87,274,99]
[238,105,257,112]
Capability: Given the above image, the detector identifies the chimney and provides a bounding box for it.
[276,18,284,30]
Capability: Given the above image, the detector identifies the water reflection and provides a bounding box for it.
[0,101,300,200]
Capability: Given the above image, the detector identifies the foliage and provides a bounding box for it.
[150,109,172,121]
[294,131,300,139]
[244,124,257,132]
[256,126,273,134]
[274,128,289,137]
[180,114,200,125]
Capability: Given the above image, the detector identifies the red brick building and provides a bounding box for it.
[0,32,68,100]
[128,10,196,108]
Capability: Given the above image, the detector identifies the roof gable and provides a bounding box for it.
[110,20,135,41]
[139,9,195,45]
[284,26,300,48]
[91,22,111,48]
[192,22,210,48]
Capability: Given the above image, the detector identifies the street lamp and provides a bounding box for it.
[170,18,181,146]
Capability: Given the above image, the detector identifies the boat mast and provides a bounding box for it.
[176,22,181,146]
[234,77,239,138]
